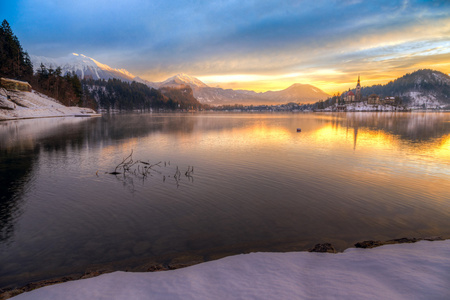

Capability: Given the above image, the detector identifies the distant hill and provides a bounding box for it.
[158,73,208,89]
[360,69,450,109]
[159,84,203,109]
[159,74,330,105]
[261,83,330,104]
[83,78,205,111]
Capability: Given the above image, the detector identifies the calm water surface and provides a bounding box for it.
[1,112,450,288]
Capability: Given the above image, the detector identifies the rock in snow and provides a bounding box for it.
[11,240,450,300]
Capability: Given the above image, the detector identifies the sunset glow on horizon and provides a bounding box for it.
[1,0,450,94]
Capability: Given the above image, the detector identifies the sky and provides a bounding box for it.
[1,0,450,93]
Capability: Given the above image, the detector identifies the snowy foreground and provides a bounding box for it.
[0,88,97,120]
[12,240,450,300]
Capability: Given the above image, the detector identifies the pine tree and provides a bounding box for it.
[0,19,33,79]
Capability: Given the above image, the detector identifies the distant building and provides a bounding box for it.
[368,94,380,104]
[336,105,346,111]
[344,76,362,104]
[383,97,396,105]
[345,89,355,103]
[339,76,401,107]
[355,75,361,101]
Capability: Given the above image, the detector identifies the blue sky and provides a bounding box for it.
[1,0,450,92]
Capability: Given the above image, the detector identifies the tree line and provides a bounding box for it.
[0,19,89,107]
[1,19,204,111]
[82,78,172,111]
[0,20,33,80]
[360,69,450,99]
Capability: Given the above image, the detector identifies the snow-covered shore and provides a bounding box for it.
[0,88,98,120]
[10,240,450,300]
[322,101,410,112]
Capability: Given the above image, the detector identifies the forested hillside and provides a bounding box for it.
[82,79,203,111]
[316,69,450,110]
[159,85,203,110]
[360,69,450,106]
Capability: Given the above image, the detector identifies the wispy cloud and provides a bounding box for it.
[1,0,449,92]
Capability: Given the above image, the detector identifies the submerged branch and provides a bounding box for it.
[106,150,194,187]
[110,150,134,174]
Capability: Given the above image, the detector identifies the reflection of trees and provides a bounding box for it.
[2,112,449,243]
[0,114,211,243]
[327,112,450,143]
[0,147,36,243]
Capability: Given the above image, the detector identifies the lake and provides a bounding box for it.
[1,112,450,289]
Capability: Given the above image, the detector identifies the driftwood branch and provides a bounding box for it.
[110,150,134,174]
[106,150,194,186]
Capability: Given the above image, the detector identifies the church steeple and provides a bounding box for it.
[355,74,361,101]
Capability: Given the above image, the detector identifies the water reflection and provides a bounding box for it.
[0,112,449,290]
[312,113,450,161]
[0,148,36,243]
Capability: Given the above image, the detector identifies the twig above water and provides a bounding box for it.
[105,150,194,187]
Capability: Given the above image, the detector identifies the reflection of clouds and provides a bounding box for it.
[433,134,450,161]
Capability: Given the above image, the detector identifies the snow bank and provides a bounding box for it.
[0,89,97,120]
[12,240,450,300]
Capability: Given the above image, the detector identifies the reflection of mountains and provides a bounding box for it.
[333,113,450,143]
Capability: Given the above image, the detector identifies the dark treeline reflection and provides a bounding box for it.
[0,147,37,243]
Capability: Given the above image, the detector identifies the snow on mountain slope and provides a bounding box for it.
[158,73,209,88]
[30,53,144,83]
[405,91,444,109]
[365,69,450,109]
[30,54,328,105]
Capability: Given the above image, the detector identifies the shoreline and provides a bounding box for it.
[0,89,99,121]
[0,113,101,122]
[1,236,446,300]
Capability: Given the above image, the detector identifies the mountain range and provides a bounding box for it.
[30,53,330,105]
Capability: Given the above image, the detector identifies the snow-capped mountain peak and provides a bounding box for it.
[160,73,209,88]
[30,53,137,82]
